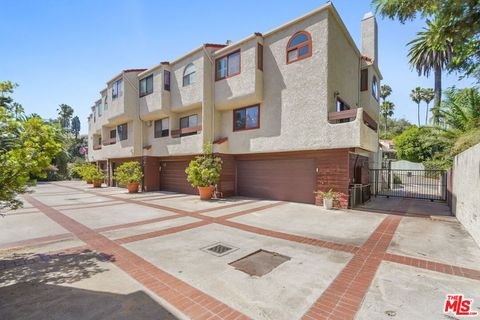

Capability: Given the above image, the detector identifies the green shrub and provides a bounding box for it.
[84,165,106,181]
[185,144,222,188]
[113,161,143,185]
[423,159,451,179]
[393,175,402,184]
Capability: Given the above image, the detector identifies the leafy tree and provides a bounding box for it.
[71,116,81,138]
[57,104,74,129]
[380,117,413,139]
[394,126,447,162]
[407,19,454,115]
[1,119,62,210]
[410,87,423,126]
[439,87,480,156]
[421,87,434,124]
[373,0,479,81]
[380,101,395,133]
[0,82,63,211]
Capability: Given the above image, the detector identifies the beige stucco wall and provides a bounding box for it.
[144,107,203,156]
[218,9,377,154]
[452,143,480,246]
[170,51,204,112]
[88,4,380,160]
[214,38,263,110]
[139,66,170,121]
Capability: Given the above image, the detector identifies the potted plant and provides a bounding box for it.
[113,161,144,193]
[185,143,222,200]
[314,189,340,210]
[73,163,96,184]
[84,166,106,188]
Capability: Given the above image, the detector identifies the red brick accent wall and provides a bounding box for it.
[316,149,350,195]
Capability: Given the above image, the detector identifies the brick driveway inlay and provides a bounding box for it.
[22,194,249,320]
[302,215,402,320]
[12,183,480,320]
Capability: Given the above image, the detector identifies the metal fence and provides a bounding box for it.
[370,169,448,201]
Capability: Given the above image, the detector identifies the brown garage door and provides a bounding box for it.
[236,158,316,204]
[159,161,197,194]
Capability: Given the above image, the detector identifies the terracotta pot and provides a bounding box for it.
[86,180,93,184]
[127,182,139,193]
[92,179,102,188]
[198,186,214,200]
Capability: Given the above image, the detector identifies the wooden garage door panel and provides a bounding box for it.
[237,159,316,204]
[159,161,197,195]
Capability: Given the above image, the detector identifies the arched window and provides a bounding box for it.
[372,75,378,100]
[286,31,312,64]
[183,63,196,87]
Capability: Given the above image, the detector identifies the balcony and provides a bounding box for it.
[328,108,378,132]
[103,138,117,146]
[327,108,378,152]
[214,39,263,110]
[171,125,202,138]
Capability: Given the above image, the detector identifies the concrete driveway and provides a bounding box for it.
[1,181,479,320]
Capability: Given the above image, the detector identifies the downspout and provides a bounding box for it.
[123,72,145,190]
[202,45,215,143]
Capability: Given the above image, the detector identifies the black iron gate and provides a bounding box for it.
[370,169,448,201]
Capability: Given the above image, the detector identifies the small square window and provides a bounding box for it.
[154,118,169,138]
[234,105,259,131]
[139,74,153,97]
[117,123,128,141]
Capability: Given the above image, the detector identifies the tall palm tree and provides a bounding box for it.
[380,84,392,103]
[57,104,74,129]
[380,101,395,133]
[407,19,454,119]
[421,88,434,125]
[410,87,423,126]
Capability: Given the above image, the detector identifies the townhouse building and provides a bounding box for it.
[87,3,381,205]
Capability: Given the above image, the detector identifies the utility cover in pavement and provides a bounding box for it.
[229,249,291,276]
[201,243,238,257]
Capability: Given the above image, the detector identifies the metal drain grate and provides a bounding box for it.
[201,242,238,257]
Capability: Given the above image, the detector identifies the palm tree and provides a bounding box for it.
[421,88,434,125]
[57,104,74,129]
[380,101,395,133]
[380,84,392,103]
[410,87,423,126]
[407,18,454,120]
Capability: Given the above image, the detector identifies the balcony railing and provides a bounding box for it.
[92,145,102,150]
[328,108,377,132]
[103,138,117,145]
[171,125,202,138]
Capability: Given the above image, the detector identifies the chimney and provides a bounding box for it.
[361,12,378,67]
[226,40,233,46]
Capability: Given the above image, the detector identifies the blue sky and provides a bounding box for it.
[1,0,475,134]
